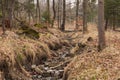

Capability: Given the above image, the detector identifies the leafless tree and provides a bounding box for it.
[52,0,56,27]
[61,0,66,31]
[83,0,88,33]
[75,0,80,29]
[36,0,41,23]
[98,0,106,51]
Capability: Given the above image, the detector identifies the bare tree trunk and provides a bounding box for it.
[28,0,31,24]
[59,0,62,29]
[98,0,106,51]
[52,0,56,27]
[105,18,108,31]
[57,0,60,28]
[36,0,41,23]
[8,0,15,29]
[83,0,88,33]
[75,0,79,30]
[1,0,6,34]
[113,15,116,31]
[47,0,50,22]
[61,0,66,31]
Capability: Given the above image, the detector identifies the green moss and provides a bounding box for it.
[34,23,47,29]
[18,22,40,39]
[22,29,39,39]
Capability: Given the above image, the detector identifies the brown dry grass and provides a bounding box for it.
[0,28,68,79]
[64,23,120,80]
[39,28,69,51]
[0,31,53,79]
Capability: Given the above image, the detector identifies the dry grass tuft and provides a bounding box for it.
[39,28,69,50]
[0,31,52,79]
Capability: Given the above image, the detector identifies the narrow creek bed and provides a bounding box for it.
[29,46,73,80]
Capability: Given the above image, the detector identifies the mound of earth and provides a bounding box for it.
[0,28,69,80]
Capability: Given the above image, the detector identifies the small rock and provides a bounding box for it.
[45,63,49,66]
[42,72,52,77]
[31,65,36,69]
[87,37,93,42]
[61,54,66,58]
[32,75,37,78]
[55,71,59,76]
[44,67,49,70]
[58,70,64,78]
[38,75,42,79]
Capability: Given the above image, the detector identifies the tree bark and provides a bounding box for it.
[60,0,66,31]
[98,0,106,51]
[105,18,108,31]
[113,14,116,31]
[36,0,41,23]
[1,0,6,34]
[57,0,60,28]
[8,0,15,29]
[47,0,50,21]
[75,0,80,30]
[83,0,88,33]
[28,0,31,24]
[52,0,56,27]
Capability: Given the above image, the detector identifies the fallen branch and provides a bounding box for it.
[50,59,72,70]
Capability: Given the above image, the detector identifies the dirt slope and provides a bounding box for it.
[63,24,120,80]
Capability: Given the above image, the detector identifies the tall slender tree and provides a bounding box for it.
[8,0,15,28]
[61,0,66,31]
[83,0,88,33]
[58,0,62,29]
[28,0,31,24]
[98,0,106,51]
[36,0,41,23]
[57,0,60,28]
[75,0,80,30]
[47,0,50,22]
[52,0,56,27]
[1,0,5,34]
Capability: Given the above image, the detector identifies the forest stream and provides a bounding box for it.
[29,32,75,80]
[30,46,72,80]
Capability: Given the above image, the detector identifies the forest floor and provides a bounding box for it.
[0,23,120,80]
[64,24,120,80]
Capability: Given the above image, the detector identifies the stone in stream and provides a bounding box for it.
[58,70,64,78]
[37,75,42,79]
[44,67,49,70]
[31,65,37,69]
[32,74,38,79]
[47,69,55,76]
[54,70,64,79]
[42,71,54,77]
[55,71,59,76]
[33,75,37,78]
[44,62,49,67]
